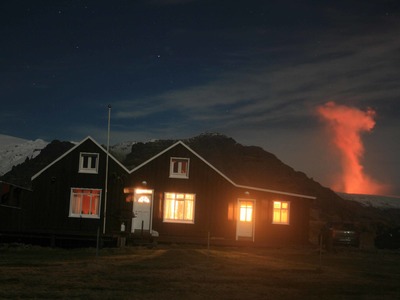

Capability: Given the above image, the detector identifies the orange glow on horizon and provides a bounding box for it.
[317,101,390,195]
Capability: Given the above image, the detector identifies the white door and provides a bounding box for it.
[236,199,255,241]
[131,189,153,233]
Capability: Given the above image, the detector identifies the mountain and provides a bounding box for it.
[0,134,48,177]
[0,138,74,188]
[1,133,399,228]
[338,193,400,210]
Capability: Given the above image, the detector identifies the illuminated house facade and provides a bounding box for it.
[20,136,315,246]
[125,141,315,246]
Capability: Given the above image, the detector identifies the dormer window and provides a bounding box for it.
[169,157,190,179]
[79,152,99,174]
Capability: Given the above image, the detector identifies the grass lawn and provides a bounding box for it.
[0,243,399,299]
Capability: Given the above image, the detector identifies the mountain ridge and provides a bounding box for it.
[1,133,399,228]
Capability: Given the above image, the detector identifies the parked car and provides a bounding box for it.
[319,222,360,249]
[374,227,400,249]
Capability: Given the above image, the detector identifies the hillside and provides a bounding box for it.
[123,133,400,228]
[0,135,48,176]
[0,140,75,188]
[2,133,399,229]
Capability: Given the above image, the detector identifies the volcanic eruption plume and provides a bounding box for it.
[317,101,388,195]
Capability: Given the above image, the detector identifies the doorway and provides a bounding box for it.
[236,199,255,241]
[132,189,153,233]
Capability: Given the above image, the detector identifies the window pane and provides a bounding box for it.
[72,194,81,214]
[272,201,289,224]
[90,195,98,215]
[163,193,195,223]
[240,202,253,222]
[70,188,101,218]
[185,199,193,220]
[81,195,90,214]
[273,210,280,223]
[170,158,189,178]
[175,200,184,220]
[274,201,281,209]
[281,211,288,223]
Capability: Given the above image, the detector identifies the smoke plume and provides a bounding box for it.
[317,101,388,195]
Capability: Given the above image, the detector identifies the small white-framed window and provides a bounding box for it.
[69,188,101,218]
[169,157,190,179]
[163,192,195,223]
[272,200,290,225]
[79,152,99,174]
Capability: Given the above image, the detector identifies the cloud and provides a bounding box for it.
[109,14,400,151]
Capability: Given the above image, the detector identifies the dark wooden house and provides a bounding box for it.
[124,141,316,246]
[0,181,32,240]
[17,136,315,247]
[29,136,131,245]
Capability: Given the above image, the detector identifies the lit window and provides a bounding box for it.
[239,201,253,222]
[138,195,150,203]
[69,188,101,218]
[272,201,290,225]
[79,153,99,174]
[169,157,189,178]
[163,192,195,223]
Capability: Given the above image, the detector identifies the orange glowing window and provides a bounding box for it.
[272,201,290,225]
[239,201,253,222]
[69,188,101,218]
[163,192,195,223]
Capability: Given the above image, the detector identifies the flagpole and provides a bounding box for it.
[103,104,111,235]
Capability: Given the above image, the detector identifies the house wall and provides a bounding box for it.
[24,138,311,246]
[30,139,128,237]
[0,182,32,234]
[127,143,311,245]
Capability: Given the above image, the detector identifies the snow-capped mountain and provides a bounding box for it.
[2,134,399,211]
[109,140,137,161]
[0,134,48,176]
[337,192,400,209]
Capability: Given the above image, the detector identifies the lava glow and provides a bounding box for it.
[317,101,388,195]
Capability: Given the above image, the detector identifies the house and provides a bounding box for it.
[28,136,130,246]
[9,135,315,247]
[125,140,315,246]
[0,181,32,241]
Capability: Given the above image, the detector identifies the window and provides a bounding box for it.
[272,201,290,225]
[169,157,189,178]
[163,192,195,223]
[239,201,253,222]
[0,182,24,208]
[69,188,101,218]
[79,152,99,174]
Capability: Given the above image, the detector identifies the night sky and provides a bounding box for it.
[1,0,399,195]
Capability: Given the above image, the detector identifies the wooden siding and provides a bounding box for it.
[127,143,311,245]
[30,139,129,237]
[0,182,32,234]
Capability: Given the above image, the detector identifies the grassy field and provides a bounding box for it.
[0,243,399,299]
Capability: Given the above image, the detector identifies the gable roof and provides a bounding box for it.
[130,141,316,200]
[31,136,130,181]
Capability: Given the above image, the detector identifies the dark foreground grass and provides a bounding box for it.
[0,243,399,299]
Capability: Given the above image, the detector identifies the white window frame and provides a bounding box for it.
[169,157,190,179]
[79,152,99,174]
[272,200,290,225]
[163,192,195,224]
[69,188,101,219]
